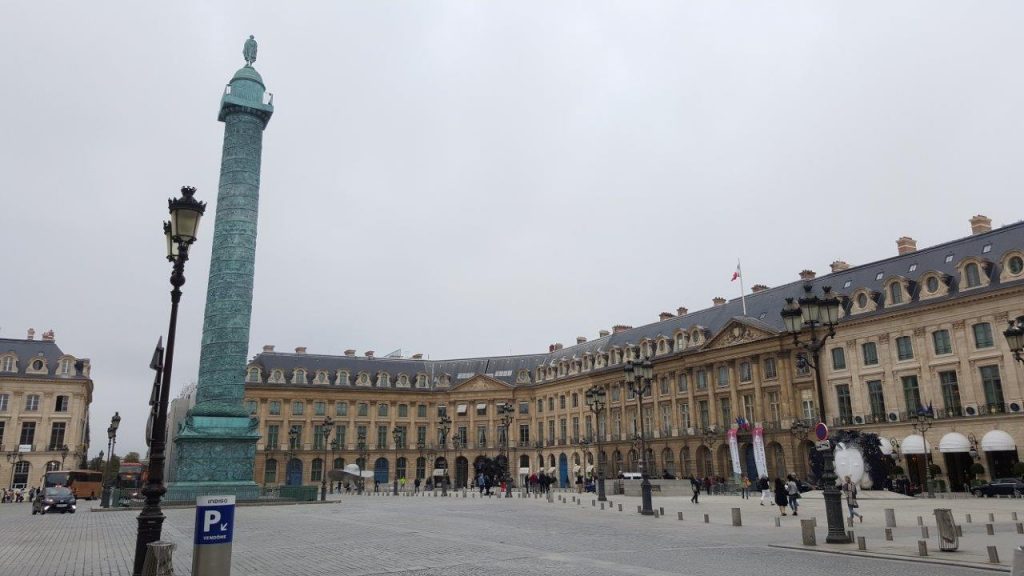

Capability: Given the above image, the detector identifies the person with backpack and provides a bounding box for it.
[690,475,701,504]
[842,475,863,523]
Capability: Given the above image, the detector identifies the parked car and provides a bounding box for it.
[971,478,1024,497]
[32,487,77,515]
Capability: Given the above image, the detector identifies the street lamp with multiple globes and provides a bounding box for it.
[329,436,341,494]
[320,416,333,501]
[624,348,655,516]
[584,384,608,501]
[438,414,451,496]
[910,408,935,498]
[780,283,849,544]
[59,445,69,470]
[100,412,121,508]
[392,426,402,496]
[1003,316,1024,363]
[357,432,369,494]
[498,402,515,498]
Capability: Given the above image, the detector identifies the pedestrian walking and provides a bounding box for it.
[773,478,789,516]
[741,477,751,499]
[413,477,421,493]
[690,476,701,504]
[785,474,800,516]
[842,475,863,523]
[758,475,771,505]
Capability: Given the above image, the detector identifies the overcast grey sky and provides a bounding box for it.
[2,2,1022,456]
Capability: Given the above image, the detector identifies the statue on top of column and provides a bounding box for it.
[243,35,258,66]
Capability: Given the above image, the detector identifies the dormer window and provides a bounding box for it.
[246,367,261,383]
[1,356,14,372]
[416,374,428,388]
[398,374,409,387]
[357,372,370,386]
[1008,255,1024,275]
[336,370,350,386]
[965,263,981,287]
[59,359,72,376]
[30,359,45,373]
[293,369,307,385]
[378,372,390,387]
[315,371,328,384]
[269,369,284,383]
[926,276,939,293]
[888,282,903,305]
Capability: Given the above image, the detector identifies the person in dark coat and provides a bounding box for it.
[773,477,789,516]
[690,476,701,504]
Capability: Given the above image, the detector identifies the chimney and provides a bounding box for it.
[411,353,423,360]
[364,350,375,358]
[799,269,817,281]
[751,284,770,293]
[576,336,587,345]
[612,325,632,334]
[598,329,610,338]
[677,307,688,316]
[970,214,992,235]
[262,345,275,353]
[41,330,55,342]
[712,297,726,307]
[344,349,356,357]
[554,343,564,351]
[549,344,555,352]
[830,260,850,273]
[896,236,917,255]
[26,328,35,340]
[659,312,675,321]
[295,346,307,355]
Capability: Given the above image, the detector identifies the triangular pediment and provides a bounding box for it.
[705,318,779,349]
[450,374,513,392]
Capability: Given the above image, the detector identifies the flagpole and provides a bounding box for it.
[738,259,747,315]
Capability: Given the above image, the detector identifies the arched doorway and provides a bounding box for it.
[743,444,757,481]
[45,461,61,473]
[285,458,303,486]
[681,447,692,477]
[333,457,345,472]
[799,440,815,480]
[434,456,448,479]
[628,449,638,473]
[613,450,623,476]
[456,456,469,488]
[662,448,675,476]
[519,454,530,468]
[415,456,426,480]
[558,453,569,487]
[374,457,389,484]
[695,446,712,477]
[264,458,278,485]
[396,457,407,481]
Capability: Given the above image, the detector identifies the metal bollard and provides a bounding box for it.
[731,507,742,527]
[774,516,781,528]
[1014,512,1019,521]
[801,519,816,546]
[1017,523,1023,535]
[885,508,896,528]
[678,511,683,521]
[600,503,605,510]
[987,524,995,535]
[918,540,928,557]
[990,513,996,522]
[141,541,175,576]
[704,514,710,524]
[618,504,623,512]
[592,500,596,507]
[885,528,893,541]
[967,513,973,523]
[921,526,929,539]
[848,530,855,542]
[660,507,665,516]
[653,510,660,518]
[857,536,866,551]
[956,525,963,537]
[637,506,642,513]
[988,546,999,564]
[917,516,923,526]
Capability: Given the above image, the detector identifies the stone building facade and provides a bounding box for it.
[243,215,1023,491]
[0,330,93,489]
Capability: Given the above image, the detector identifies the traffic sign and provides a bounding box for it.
[814,422,829,442]
[195,495,235,545]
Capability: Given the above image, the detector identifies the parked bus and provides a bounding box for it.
[116,463,146,501]
[42,470,103,500]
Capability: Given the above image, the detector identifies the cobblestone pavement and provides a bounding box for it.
[0,490,1013,576]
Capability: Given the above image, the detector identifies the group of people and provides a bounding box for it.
[526,471,557,493]
[1,488,27,503]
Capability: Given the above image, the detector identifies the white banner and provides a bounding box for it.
[752,426,768,478]
[728,429,742,477]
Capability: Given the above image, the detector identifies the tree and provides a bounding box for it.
[87,455,105,471]
[123,452,141,463]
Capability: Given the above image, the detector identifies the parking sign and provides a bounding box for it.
[195,495,235,545]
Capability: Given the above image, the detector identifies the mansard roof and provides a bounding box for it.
[248,220,1024,389]
[0,337,88,379]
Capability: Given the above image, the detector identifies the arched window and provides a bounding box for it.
[311,458,324,482]
[246,367,261,382]
[45,461,61,472]
[965,263,981,288]
[264,459,278,484]
[293,369,307,385]
[12,461,30,488]
[333,457,344,471]
[889,282,902,305]
[396,457,407,480]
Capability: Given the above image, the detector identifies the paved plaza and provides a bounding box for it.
[0,489,1020,576]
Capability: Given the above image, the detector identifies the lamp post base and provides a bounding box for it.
[821,449,851,544]
[100,486,112,509]
[393,480,398,496]
[321,480,327,501]
[597,475,607,502]
[640,479,654,515]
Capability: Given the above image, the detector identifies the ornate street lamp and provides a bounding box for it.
[624,349,655,516]
[1003,316,1024,362]
[357,432,369,494]
[100,412,121,508]
[585,384,608,501]
[59,445,69,470]
[438,414,451,496]
[320,416,333,501]
[263,443,276,487]
[910,408,935,498]
[392,426,402,496]
[498,402,514,498]
[329,436,341,494]
[781,283,849,544]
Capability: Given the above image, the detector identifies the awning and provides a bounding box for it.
[431,468,447,477]
[981,430,1016,452]
[476,403,487,411]
[456,404,468,414]
[879,438,894,456]
[901,434,931,455]
[938,432,971,453]
[518,467,531,475]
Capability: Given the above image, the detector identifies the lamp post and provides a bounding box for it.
[417,440,426,489]
[498,402,514,498]
[1003,316,1024,363]
[780,283,849,544]
[910,409,935,498]
[357,432,368,494]
[59,445,69,470]
[100,412,121,508]
[585,384,608,501]
[133,186,206,575]
[6,450,24,489]
[263,443,275,487]
[320,416,333,501]
[329,436,340,494]
[624,349,655,516]
[438,414,451,496]
[392,426,401,496]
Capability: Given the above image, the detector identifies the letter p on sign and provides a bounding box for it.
[204,510,222,533]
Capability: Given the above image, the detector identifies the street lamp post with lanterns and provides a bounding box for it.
[59,445,69,470]
[329,436,341,494]
[624,349,655,516]
[780,283,849,544]
[320,416,333,501]
[438,414,451,496]
[392,426,402,496]
[910,408,935,498]
[498,402,514,498]
[585,384,608,501]
[357,432,369,494]
[100,412,121,508]
[1004,316,1024,363]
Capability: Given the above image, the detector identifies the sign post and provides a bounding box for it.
[193,495,235,576]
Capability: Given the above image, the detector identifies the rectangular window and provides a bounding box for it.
[896,336,914,360]
[314,401,325,416]
[933,330,952,355]
[417,404,427,418]
[763,357,777,379]
[801,398,816,421]
[289,425,303,450]
[866,380,886,419]
[611,386,621,402]
[378,404,389,417]
[572,416,580,441]
[795,354,810,375]
[416,425,426,445]
[336,402,348,416]
[476,403,487,416]
[572,393,579,408]
[356,425,367,445]
[268,401,281,416]
[336,425,346,448]
[679,403,691,430]
[398,404,409,417]
[767,391,781,424]
[626,386,635,401]
[862,342,879,365]
[698,400,710,429]
[25,395,39,411]
[519,401,529,415]
[19,422,36,446]
[266,424,279,448]
[49,422,66,450]
[979,365,1005,408]
[537,399,544,413]
[831,347,846,370]
[0,421,4,447]
[54,396,69,412]
[313,425,326,450]
[742,394,754,423]
[559,419,567,443]
[719,398,731,425]
[437,405,447,418]
[696,369,708,390]
[659,405,671,435]
[548,420,555,444]
[901,375,921,413]
[973,323,994,348]
[559,396,566,410]
[549,398,555,411]
[0,393,8,411]
[292,401,304,416]
[835,385,852,424]
[939,371,961,416]
[357,403,368,417]
[739,362,752,383]
[717,366,729,387]
[518,424,530,445]
[677,373,689,393]
[659,378,669,395]
[377,425,388,448]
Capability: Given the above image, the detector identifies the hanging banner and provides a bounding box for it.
[752,426,768,478]
[728,429,742,477]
